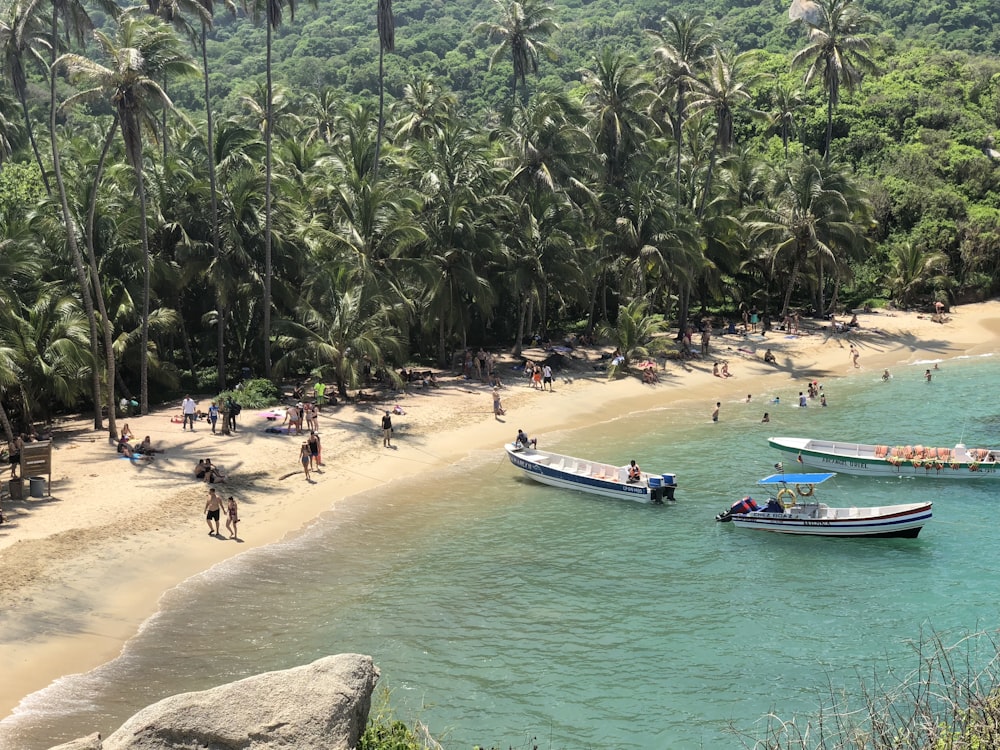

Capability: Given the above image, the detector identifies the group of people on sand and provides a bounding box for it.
[194,458,226,483]
[299,430,323,480]
[712,361,732,378]
[522,360,554,391]
[116,425,162,461]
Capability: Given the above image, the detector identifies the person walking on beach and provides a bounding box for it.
[181,395,197,430]
[225,496,239,539]
[849,344,860,368]
[542,364,553,391]
[381,410,394,447]
[712,402,721,422]
[299,441,312,480]
[207,401,220,434]
[205,487,223,535]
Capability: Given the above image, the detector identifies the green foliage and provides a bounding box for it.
[359,719,424,750]
[216,378,280,409]
[0,162,44,220]
[358,686,437,750]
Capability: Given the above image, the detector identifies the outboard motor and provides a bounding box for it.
[716,496,758,522]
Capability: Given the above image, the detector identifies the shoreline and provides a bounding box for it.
[2,301,999,721]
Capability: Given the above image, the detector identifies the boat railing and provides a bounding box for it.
[812,440,870,457]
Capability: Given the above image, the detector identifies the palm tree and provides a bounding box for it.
[596,297,671,377]
[885,242,950,307]
[391,76,457,143]
[407,120,509,363]
[790,0,878,161]
[475,0,559,107]
[685,47,763,218]
[0,0,51,193]
[373,0,394,180]
[647,11,717,203]
[58,9,198,414]
[274,270,406,399]
[242,0,317,380]
[748,153,869,317]
[0,289,92,427]
[578,47,653,191]
[768,81,806,159]
[47,0,119,433]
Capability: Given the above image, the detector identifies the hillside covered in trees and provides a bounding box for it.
[0,0,998,440]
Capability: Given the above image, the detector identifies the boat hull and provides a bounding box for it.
[731,502,932,538]
[505,445,676,504]
[769,437,1000,479]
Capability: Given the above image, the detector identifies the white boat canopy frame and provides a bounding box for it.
[758,473,835,485]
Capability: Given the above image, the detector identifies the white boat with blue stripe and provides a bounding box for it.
[717,472,932,538]
[504,443,677,504]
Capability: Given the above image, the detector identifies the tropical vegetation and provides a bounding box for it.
[0,0,997,450]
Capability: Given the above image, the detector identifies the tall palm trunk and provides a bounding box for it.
[85,122,121,437]
[17,87,51,195]
[824,91,834,163]
[262,20,273,379]
[49,20,111,434]
[202,22,225,389]
[0,402,14,446]
[374,0,394,181]
[437,317,447,367]
[119,107,153,414]
[780,254,802,319]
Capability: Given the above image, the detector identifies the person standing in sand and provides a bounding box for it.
[204,488,223,535]
[299,442,312,480]
[307,431,322,469]
[542,364,553,391]
[181,395,197,431]
[225,496,239,539]
[381,410,394,446]
[850,344,860,368]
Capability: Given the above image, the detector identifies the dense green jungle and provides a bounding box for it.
[0,0,998,438]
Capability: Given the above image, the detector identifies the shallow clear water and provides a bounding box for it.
[2,355,999,749]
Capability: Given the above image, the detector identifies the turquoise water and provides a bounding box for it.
[3,355,1000,749]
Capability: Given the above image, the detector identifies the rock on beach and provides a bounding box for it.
[49,654,379,750]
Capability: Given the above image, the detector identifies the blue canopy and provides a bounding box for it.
[758,473,835,485]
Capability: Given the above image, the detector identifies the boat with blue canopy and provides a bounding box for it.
[716,470,931,538]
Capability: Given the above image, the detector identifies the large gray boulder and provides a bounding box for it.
[789,0,824,26]
[97,653,378,750]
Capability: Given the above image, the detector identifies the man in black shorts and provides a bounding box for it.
[204,487,223,535]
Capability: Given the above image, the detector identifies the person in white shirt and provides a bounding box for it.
[181,395,197,431]
[542,364,553,391]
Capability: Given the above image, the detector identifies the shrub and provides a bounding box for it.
[215,378,280,409]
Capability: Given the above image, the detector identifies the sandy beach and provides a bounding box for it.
[2,301,999,720]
